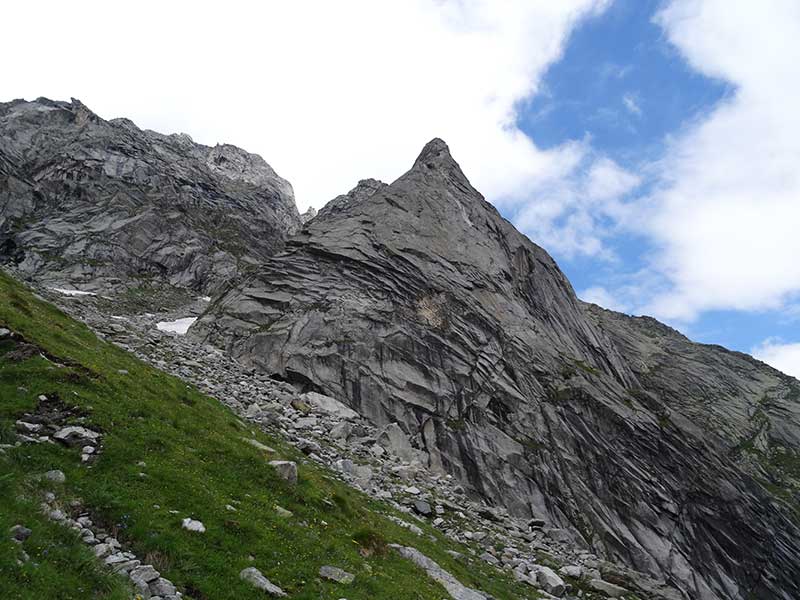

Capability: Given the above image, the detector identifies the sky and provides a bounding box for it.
[3,0,800,377]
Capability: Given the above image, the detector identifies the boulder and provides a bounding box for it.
[301,391,359,420]
[413,500,433,516]
[52,426,101,447]
[181,518,205,533]
[377,423,416,462]
[269,460,298,484]
[240,567,287,597]
[535,566,565,597]
[10,525,31,543]
[42,470,66,483]
[318,565,355,584]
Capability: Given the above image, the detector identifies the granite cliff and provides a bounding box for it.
[194,139,800,600]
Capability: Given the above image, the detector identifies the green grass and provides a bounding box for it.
[0,270,539,599]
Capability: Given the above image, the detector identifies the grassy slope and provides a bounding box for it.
[0,270,539,600]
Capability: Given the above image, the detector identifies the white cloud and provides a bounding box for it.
[0,0,609,211]
[580,286,629,312]
[751,339,800,379]
[514,153,640,259]
[622,93,641,116]
[637,0,800,321]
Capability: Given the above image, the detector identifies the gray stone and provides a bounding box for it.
[535,566,565,597]
[181,518,205,533]
[149,578,178,597]
[559,565,583,579]
[319,565,355,584]
[16,421,42,434]
[240,567,287,597]
[413,500,433,516]
[390,544,488,600]
[52,426,101,447]
[376,423,416,462]
[10,524,31,542]
[330,422,353,441]
[42,469,66,483]
[589,579,631,597]
[269,460,298,484]
[131,565,160,583]
[301,391,359,420]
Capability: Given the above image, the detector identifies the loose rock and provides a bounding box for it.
[240,567,287,597]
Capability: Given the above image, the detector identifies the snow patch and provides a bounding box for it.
[197,296,211,302]
[51,288,96,297]
[156,317,197,335]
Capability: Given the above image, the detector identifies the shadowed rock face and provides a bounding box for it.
[195,139,800,600]
[0,98,300,294]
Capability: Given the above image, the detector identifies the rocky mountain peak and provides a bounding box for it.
[412,137,452,168]
[408,137,475,194]
[196,140,800,600]
[0,97,301,294]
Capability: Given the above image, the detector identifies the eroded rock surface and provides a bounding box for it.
[0,97,300,295]
[195,139,800,599]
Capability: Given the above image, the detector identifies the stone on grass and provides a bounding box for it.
[10,525,32,542]
[53,426,101,447]
[149,577,178,596]
[43,470,66,483]
[390,544,488,600]
[181,517,206,533]
[319,565,356,584]
[240,566,287,597]
[269,460,298,484]
[130,564,160,584]
[16,421,42,434]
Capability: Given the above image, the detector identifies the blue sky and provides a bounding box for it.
[4,0,800,376]
[501,0,800,366]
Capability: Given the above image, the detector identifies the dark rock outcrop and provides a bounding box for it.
[195,139,800,600]
[0,98,300,294]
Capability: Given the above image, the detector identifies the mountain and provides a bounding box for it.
[0,98,300,295]
[0,269,545,600]
[194,139,800,600]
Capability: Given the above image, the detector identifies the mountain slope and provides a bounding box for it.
[0,269,547,600]
[195,139,800,600]
[0,98,300,295]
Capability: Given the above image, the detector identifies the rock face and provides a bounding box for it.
[195,139,800,600]
[0,98,300,294]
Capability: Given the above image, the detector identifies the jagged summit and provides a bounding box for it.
[408,137,476,194]
[412,137,452,167]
